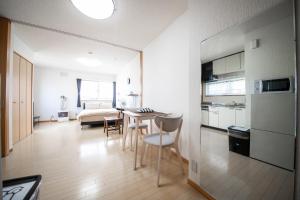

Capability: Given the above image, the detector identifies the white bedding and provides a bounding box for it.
[77,108,119,122]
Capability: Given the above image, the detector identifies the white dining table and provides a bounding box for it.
[122,110,166,170]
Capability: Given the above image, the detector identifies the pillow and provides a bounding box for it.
[85,102,101,109]
[101,102,113,109]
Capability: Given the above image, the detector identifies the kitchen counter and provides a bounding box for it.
[202,102,246,109]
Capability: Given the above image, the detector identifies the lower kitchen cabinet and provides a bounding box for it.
[206,106,246,130]
[235,108,246,127]
[209,108,219,127]
[201,110,209,126]
[219,107,236,129]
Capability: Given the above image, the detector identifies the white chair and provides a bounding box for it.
[127,120,149,150]
[140,114,184,187]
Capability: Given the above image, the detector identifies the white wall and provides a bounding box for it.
[8,24,35,149]
[34,67,116,121]
[143,12,190,159]
[116,54,141,108]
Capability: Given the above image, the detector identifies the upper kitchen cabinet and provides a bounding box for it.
[212,58,225,75]
[226,53,241,73]
[208,107,219,128]
[240,52,245,70]
[212,52,244,75]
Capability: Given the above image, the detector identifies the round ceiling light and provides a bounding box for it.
[71,0,115,19]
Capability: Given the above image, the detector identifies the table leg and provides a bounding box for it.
[117,119,121,134]
[150,119,153,134]
[122,115,129,150]
[121,111,124,135]
[134,118,140,170]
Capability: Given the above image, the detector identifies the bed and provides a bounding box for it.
[77,101,119,128]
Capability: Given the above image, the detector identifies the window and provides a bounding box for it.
[205,78,245,96]
[81,80,113,100]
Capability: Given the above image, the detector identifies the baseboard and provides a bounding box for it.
[39,120,58,123]
[187,179,216,200]
[201,124,228,132]
[170,149,189,164]
[182,156,189,164]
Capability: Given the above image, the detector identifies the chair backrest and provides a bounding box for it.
[155,114,183,142]
[154,114,183,132]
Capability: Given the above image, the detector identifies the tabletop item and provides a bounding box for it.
[137,107,154,113]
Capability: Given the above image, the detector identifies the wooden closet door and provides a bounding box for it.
[26,61,32,135]
[19,57,27,140]
[12,53,20,144]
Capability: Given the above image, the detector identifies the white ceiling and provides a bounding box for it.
[0,0,187,50]
[0,0,187,74]
[201,0,292,63]
[14,23,138,74]
[201,27,245,63]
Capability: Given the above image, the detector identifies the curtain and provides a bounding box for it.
[112,81,116,108]
[76,78,82,107]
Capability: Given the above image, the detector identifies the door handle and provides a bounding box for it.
[12,101,16,103]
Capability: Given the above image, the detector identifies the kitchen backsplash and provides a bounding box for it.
[201,84,246,104]
[202,95,246,104]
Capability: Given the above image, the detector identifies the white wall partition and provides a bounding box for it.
[143,12,190,159]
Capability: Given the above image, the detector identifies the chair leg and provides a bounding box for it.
[140,142,146,166]
[121,120,124,135]
[145,127,149,135]
[175,145,184,174]
[103,121,106,133]
[122,116,129,150]
[122,125,128,151]
[106,121,109,138]
[130,128,133,151]
[157,146,162,187]
[168,147,172,160]
[144,144,149,162]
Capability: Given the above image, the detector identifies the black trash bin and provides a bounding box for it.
[228,126,250,156]
[3,175,42,200]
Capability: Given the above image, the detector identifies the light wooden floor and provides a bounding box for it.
[2,121,205,200]
[199,127,294,200]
